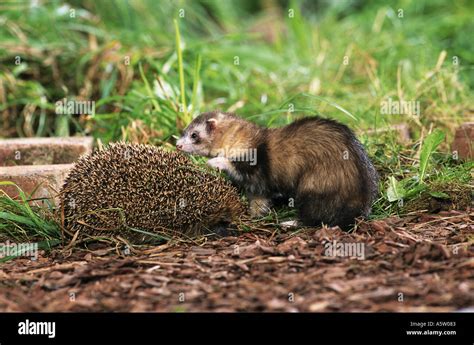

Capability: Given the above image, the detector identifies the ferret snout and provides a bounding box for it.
[175,137,195,153]
[176,138,184,150]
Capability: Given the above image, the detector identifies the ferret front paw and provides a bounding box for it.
[207,157,230,171]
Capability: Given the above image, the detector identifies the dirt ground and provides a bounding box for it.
[0,209,472,312]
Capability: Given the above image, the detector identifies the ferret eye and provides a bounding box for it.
[191,132,198,139]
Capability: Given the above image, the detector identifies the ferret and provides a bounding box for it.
[176,111,379,230]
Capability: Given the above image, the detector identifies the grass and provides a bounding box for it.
[0,182,60,242]
[0,183,61,261]
[1,1,473,139]
[0,0,472,254]
[368,131,473,219]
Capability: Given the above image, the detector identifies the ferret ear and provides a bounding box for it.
[206,118,218,131]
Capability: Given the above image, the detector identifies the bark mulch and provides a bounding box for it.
[0,209,472,312]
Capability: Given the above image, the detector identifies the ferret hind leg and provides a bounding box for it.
[248,195,272,218]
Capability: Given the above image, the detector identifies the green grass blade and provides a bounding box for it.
[191,54,202,114]
[419,129,445,183]
[174,18,189,124]
[138,63,161,112]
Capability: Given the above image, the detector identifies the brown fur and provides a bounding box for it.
[177,111,379,230]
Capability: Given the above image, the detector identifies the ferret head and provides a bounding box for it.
[176,111,232,157]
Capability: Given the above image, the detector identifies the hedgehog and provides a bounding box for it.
[59,142,245,243]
